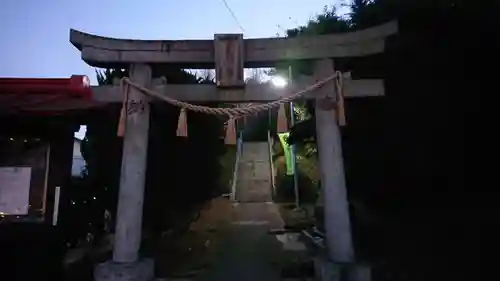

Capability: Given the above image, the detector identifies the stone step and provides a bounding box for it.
[235,141,273,203]
[240,142,270,161]
[237,160,271,180]
[235,179,272,202]
[231,202,284,227]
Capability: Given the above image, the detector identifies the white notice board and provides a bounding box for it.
[0,167,32,215]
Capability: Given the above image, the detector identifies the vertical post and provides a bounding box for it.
[113,64,152,263]
[45,124,74,225]
[314,59,354,262]
[52,186,61,226]
[288,66,300,209]
[267,108,276,198]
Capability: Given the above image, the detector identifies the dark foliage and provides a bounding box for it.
[79,68,224,246]
[285,1,492,280]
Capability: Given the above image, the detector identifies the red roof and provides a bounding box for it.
[0,75,96,115]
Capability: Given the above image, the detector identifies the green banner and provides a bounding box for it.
[278,132,294,176]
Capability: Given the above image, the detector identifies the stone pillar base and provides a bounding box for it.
[313,257,371,281]
[94,258,154,281]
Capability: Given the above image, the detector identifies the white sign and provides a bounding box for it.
[0,167,32,215]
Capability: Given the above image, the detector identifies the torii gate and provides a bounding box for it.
[70,20,398,281]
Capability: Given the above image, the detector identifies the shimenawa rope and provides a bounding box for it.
[121,72,343,117]
[117,71,345,141]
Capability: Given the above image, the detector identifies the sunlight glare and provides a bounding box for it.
[271,76,288,88]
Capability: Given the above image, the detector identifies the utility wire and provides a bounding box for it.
[220,0,245,33]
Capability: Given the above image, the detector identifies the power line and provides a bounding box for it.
[220,0,245,33]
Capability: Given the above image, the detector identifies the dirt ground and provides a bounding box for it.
[62,197,316,280]
[278,203,316,230]
[153,196,233,278]
[152,198,316,279]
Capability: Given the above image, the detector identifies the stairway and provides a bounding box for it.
[234,142,273,202]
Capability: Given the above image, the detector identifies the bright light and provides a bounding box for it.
[75,126,86,140]
[271,76,288,88]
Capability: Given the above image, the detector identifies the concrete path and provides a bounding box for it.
[194,202,305,281]
[193,139,308,281]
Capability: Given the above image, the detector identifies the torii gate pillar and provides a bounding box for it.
[314,59,371,281]
[94,64,154,281]
[314,59,355,262]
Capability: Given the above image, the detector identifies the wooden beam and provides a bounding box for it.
[70,21,398,68]
[344,78,384,98]
[91,77,384,103]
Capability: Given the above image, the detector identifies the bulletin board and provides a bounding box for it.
[0,167,32,215]
[0,138,50,221]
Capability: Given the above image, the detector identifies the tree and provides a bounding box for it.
[80,67,225,246]
[282,1,488,280]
